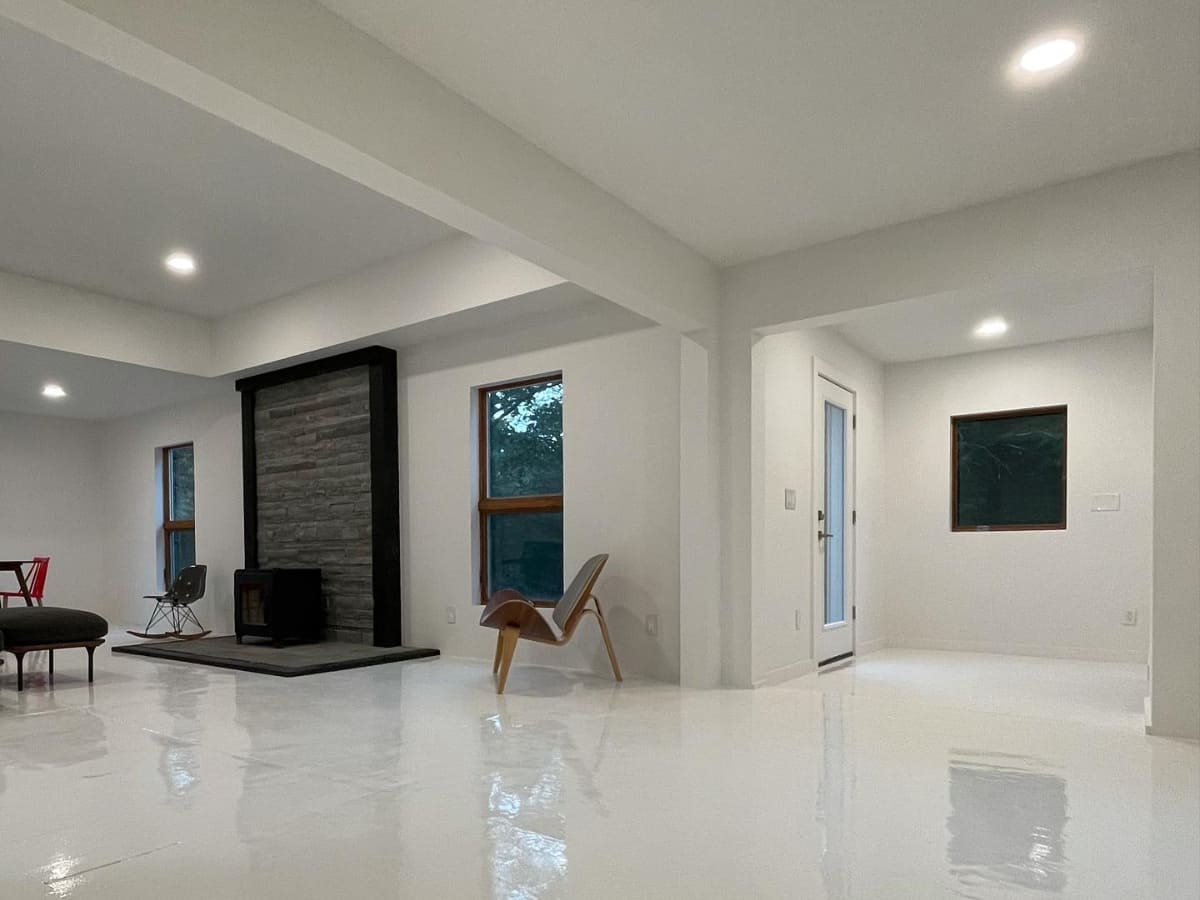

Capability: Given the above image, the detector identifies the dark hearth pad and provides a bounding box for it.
[113,636,438,676]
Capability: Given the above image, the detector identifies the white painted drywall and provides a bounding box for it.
[25,0,717,332]
[751,328,885,684]
[401,324,683,681]
[98,395,244,633]
[884,331,1153,663]
[723,152,1199,735]
[0,412,107,616]
[678,334,722,687]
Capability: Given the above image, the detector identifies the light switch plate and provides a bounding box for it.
[646,614,659,637]
[446,607,456,624]
[784,488,797,510]
[1092,493,1121,511]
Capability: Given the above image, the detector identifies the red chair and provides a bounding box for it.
[0,557,49,608]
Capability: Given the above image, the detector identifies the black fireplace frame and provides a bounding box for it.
[235,346,403,647]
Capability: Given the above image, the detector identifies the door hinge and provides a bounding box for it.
[852,509,857,525]
[852,414,857,429]
[853,605,857,620]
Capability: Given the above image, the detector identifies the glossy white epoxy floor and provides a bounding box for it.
[1,644,1197,899]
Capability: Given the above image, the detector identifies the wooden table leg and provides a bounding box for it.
[14,567,32,607]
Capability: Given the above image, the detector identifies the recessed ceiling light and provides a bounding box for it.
[973,317,1009,339]
[164,251,197,276]
[42,383,67,399]
[1019,37,1078,73]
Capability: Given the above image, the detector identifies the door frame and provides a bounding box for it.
[811,357,857,665]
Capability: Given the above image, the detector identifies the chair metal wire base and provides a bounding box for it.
[127,599,210,640]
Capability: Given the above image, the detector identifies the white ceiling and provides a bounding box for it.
[830,267,1153,363]
[0,340,230,420]
[319,0,1200,265]
[0,19,457,319]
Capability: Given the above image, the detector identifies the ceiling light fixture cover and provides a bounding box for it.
[42,383,67,399]
[973,317,1009,338]
[164,250,197,276]
[1019,38,1078,73]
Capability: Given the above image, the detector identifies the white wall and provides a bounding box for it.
[723,153,1199,736]
[401,324,683,681]
[884,331,1153,663]
[0,412,107,615]
[751,328,885,684]
[99,395,244,633]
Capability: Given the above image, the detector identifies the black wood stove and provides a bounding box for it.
[234,568,323,646]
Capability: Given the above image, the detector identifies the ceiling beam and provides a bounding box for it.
[1,0,718,334]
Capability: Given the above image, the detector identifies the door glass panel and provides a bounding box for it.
[824,402,845,625]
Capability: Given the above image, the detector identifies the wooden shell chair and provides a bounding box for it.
[479,553,622,694]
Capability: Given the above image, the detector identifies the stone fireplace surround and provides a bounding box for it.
[235,347,402,646]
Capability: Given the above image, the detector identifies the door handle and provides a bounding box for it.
[818,530,836,540]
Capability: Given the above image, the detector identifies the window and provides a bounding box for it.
[163,443,196,584]
[952,405,1067,531]
[478,375,563,602]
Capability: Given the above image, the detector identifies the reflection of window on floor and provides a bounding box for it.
[477,375,563,602]
[163,443,195,585]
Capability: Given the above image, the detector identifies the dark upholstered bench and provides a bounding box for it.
[0,608,108,691]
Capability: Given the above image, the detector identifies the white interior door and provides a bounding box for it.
[814,374,855,664]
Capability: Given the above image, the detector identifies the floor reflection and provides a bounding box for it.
[154,662,210,801]
[947,750,1068,896]
[817,691,853,900]
[481,707,570,899]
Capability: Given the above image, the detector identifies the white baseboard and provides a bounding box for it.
[753,657,816,687]
[888,637,1145,665]
[857,637,888,656]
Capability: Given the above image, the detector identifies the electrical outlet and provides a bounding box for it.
[1122,609,1138,626]
[446,606,457,625]
[645,614,659,637]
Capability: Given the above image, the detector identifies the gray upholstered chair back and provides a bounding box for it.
[553,554,609,632]
[172,565,207,605]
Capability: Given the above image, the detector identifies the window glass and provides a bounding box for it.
[488,512,565,601]
[168,444,195,521]
[486,381,563,498]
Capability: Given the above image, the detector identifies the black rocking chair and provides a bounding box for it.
[128,564,210,640]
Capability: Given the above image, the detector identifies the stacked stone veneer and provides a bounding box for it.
[255,366,374,643]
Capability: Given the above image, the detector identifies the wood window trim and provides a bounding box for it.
[477,374,563,603]
[162,442,195,585]
[950,404,1067,532]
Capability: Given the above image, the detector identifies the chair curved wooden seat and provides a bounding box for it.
[479,553,621,694]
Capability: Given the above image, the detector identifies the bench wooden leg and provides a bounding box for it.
[493,630,504,674]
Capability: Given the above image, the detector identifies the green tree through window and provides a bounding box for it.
[479,377,564,601]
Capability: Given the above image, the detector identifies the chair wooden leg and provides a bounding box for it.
[592,598,623,682]
[492,631,504,674]
[496,626,519,695]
